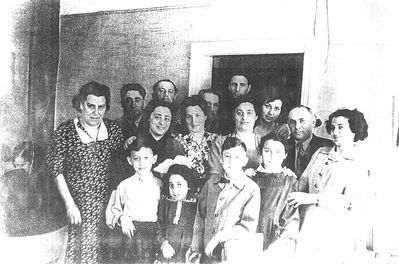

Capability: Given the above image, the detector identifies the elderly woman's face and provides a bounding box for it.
[262,99,282,123]
[234,102,257,133]
[80,94,106,127]
[149,106,172,137]
[330,116,355,147]
[185,105,206,134]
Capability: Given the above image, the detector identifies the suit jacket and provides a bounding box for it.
[285,134,334,179]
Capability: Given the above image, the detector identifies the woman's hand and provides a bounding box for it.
[275,123,291,140]
[173,155,192,168]
[120,215,135,238]
[153,159,174,174]
[287,192,318,208]
[186,248,201,264]
[162,242,175,259]
[66,202,82,225]
[123,136,137,149]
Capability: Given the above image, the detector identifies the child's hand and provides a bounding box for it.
[120,215,135,238]
[186,248,201,264]
[244,168,256,177]
[204,236,219,257]
[162,242,175,259]
[205,231,228,257]
[287,192,317,208]
[282,167,296,178]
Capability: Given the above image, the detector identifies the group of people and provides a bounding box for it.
[44,74,371,264]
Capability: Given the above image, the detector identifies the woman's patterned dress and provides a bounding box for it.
[47,118,123,264]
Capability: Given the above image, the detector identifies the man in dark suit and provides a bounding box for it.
[285,105,334,179]
[116,83,147,141]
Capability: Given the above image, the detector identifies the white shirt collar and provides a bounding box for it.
[74,118,108,143]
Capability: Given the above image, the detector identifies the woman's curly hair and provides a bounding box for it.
[325,108,368,142]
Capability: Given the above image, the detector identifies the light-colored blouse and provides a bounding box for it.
[294,146,370,263]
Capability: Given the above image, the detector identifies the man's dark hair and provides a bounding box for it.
[120,83,146,102]
[230,71,251,84]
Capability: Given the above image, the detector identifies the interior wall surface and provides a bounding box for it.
[55,1,315,126]
[1,2,32,153]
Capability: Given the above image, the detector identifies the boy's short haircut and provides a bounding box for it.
[126,137,154,156]
[222,137,247,153]
[162,164,197,199]
[258,133,288,154]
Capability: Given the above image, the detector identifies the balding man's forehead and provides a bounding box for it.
[288,107,312,119]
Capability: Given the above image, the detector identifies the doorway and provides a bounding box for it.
[211,53,304,117]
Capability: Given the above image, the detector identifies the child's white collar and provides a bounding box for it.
[256,165,283,174]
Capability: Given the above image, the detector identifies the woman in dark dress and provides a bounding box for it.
[47,81,123,264]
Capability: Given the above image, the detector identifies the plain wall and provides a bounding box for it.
[56,0,395,145]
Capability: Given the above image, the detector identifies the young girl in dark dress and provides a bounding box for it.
[252,134,299,257]
[156,164,198,263]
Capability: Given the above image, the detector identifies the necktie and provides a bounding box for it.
[219,177,230,184]
[297,142,305,157]
[296,142,306,177]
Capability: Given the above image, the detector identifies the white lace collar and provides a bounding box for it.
[74,118,108,143]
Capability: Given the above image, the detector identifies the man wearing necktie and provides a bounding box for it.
[285,106,334,179]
